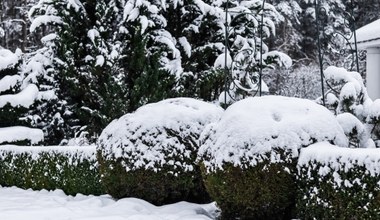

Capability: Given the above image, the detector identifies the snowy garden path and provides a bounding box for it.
[0,186,218,220]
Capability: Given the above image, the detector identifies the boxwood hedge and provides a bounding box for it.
[297,142,380,219]
[198,96,348,219]
[0,145,104,196]
[98,98,223,205]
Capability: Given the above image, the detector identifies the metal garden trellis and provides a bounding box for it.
[314,0,360,106]
[223,0,266,106]
[222,0,360,106]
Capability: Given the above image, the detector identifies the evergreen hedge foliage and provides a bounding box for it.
[97,128,211,206]
[297,144,380,219]
[201,149,297,220]
[97,98,223,205]
[0,145,104,196]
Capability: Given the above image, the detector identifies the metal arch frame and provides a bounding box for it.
[314,0,360,106]
[223,0,266,105]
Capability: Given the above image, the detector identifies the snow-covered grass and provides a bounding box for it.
[0,186,218,220]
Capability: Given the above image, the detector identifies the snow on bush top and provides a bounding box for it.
[0,48,19,70]
[98,98,223,172]
[199,96,348,172]
[324,66,372,117]
[0,145,96,163]
[0,126,44,145]
[298,142,380,177]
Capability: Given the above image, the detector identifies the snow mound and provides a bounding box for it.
[298,142,380,176]
[0,48,19,70]
[0,126,43,145]
[199,96,348,172]
[98,98,223,172]
[0,186,218,220]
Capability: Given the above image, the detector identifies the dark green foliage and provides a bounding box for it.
[0,147,104,196]
[0,56,22,127]
[201,149,297,220]
[119,34,177,112]
[97,98,224,205]
[98,153,210,205]
[98,126,211,205]
[297,161,380,220]
[0,104,28,128]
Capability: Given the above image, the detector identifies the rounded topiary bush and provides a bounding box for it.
[97,98,223,205]
[198,96,348,220]
[297,142,380,220]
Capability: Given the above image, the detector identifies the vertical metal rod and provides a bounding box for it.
[350,0,360,73]
[315,0,326,106]
[224,0,229,105]
[259,0,265,97]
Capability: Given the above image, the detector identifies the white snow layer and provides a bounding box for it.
[336,113,374,148]
[199,96,348,172]
[0,127,43,144]
[0,75,22,93]
[0,186,218,220]
[98,98,223,172]
[30,15,63,32]
[0,84,39,108]
[0,48,19,70]
[298,142,380,176]
[0,144,95,162]
[354,19,380,43]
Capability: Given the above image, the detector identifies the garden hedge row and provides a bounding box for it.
[297,142,380,219]
[0,145,104,196]
[1,141,380,219]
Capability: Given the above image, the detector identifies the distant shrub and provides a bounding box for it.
[98,98,223,205]
[297,142,380,219]
[199,96,348,220]
[0,145,104,196]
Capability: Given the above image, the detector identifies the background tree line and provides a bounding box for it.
[0,0,379,145]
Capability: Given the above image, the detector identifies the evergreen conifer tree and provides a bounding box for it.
[0,47,43,145]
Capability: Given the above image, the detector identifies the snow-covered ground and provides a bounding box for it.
[0,186,218,220]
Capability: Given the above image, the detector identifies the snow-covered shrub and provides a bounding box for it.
[198,96,348,219]
[297,142,380,219]
[322,66,376,148]
[97,98,223,205]
[0,145,103,195]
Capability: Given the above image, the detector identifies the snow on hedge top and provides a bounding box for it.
[298,142,380,176]
[98,98,223,172]
[0,126,43,145]
[0,145,96,165]
[199,96,348,171]
[0,48,19,70]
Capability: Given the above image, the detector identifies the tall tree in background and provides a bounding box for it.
[0,0,39,51]
[5,0,368,144]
